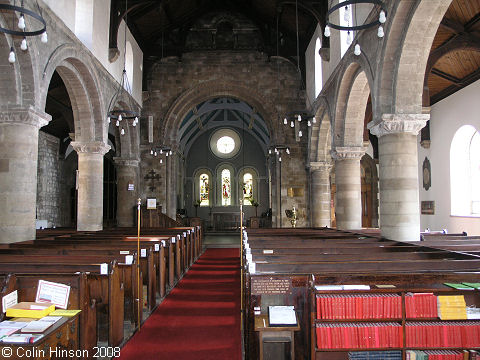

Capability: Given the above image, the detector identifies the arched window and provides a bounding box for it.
[450,125,480,216]
[315,37,322,97]
[221,169,231,206]
[199,173,209,206]
[125,41,134,94]
[243,173,253,205]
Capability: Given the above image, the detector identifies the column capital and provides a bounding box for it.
[332,146,367,160]
[0,106,51,128]
[113,157,140,167]
[367,113,430,137]
[71,141,111,155]
[308,161,333,172]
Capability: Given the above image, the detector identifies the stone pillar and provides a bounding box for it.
[114,158,139,227]
[368,113,429,241]
[333,147,366,230]
[310,162,333,227]
[166,152,177,219]
[0,107,50,243]
[71,141,110,231]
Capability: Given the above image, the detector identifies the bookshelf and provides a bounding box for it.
[311,284,480,360]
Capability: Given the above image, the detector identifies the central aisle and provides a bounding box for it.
[119,248,241,360]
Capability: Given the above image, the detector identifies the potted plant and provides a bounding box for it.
[246,196,259,217]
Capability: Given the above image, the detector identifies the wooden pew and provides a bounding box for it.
[0,261,123,348]
[242,228,480,360]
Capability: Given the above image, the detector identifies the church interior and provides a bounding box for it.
[0,0,480,359]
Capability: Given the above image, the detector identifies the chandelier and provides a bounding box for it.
[0,0,48,64]
[268,145,290,162]
[106,0,139,135]
[150,146,173,164]
[324,0,387,56]
[282,111,316,138]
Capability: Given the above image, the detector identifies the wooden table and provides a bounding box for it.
[254,314,300,360]
[0,315,79,360]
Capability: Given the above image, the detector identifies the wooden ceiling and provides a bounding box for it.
[427,0,480,105]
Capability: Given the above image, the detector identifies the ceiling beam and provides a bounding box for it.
[426,32,480,77]
[440,17,464,34]
[431,67,480,105]
[431,68,462,86]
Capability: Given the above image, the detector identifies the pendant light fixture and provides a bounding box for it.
[1,0,48,64]
[106,0,139,135]
[324,0,387,56]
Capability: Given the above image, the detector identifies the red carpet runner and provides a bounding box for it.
[119,248,241,360]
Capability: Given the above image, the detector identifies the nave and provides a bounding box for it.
[119,248,241,360]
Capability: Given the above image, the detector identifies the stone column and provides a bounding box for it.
[0,107,50,243]
[165,151,177,219]
[310,162,333,227]
[71,141,110,231]
[114,158,139,227]
[333,147,366,230]
[368,114,429,241]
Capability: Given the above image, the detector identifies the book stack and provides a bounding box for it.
[348,350,402,359]
[405,293,438,318]
[316,322,403,349]
[407,350,465,359]
[437,296,467,320]
[316,294,402,320]
[405,321,480,347]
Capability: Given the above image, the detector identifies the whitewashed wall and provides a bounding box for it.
[42,0,143,105]
[418,79,480,235]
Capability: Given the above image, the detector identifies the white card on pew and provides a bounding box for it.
[245,243,250,250]
[125,255,133,265]
[120,250,129,255]
[161,240,166,247]
[2,290,18,313]
[187,230,191,234]
[35,280,71,309]
[154,244,159,252]
[141,249,147,258]
[246,248,251,255]
[171,237,176,244]
[100,263,108,275]
[248,262,256,274]
[192,228,195,233]
[263,249,274,254]
[246,254,253,263]
[183,232,186,237]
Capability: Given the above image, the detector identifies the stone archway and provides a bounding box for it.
[162,80,282,145]
[309,100,333,227]
[41,49,110,231]
[332,62,372,230]
[160,81,282,219]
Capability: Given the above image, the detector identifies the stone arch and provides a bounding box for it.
[162,80,283,145]
[0,15,37,107]
[334,60,373,148]
[40,45,106,144]
[376,0,453,115]
[309,97,332,164]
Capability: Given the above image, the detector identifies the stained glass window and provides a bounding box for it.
[221,169,231,206]
[199,173,209,206]
[243,173,253,205]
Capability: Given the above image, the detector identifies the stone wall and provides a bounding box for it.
[141,49,309,226]
[36,131,76,227]
[36,131,61,227]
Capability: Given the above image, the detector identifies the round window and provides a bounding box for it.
[210,128,241,159]
[217,136,235,154]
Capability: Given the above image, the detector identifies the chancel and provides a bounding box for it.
[0,0,480,359]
